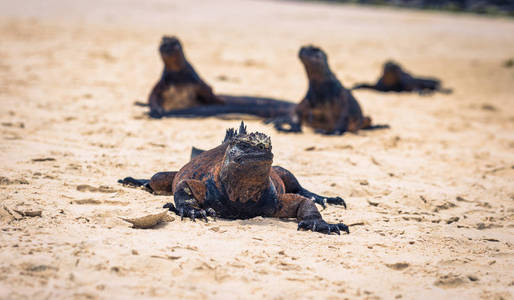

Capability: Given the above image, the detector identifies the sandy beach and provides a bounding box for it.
[0,0,513,298]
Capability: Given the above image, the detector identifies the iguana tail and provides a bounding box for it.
[351,83,377,90]
[157,95,295,119]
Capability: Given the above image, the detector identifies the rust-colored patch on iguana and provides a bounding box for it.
[352,61,451,94]
[119,122,348,235]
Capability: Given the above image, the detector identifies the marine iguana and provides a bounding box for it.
[119,122,349,235]
[147,36,294,119]
[352,61,451,94]
[270,45,385,135]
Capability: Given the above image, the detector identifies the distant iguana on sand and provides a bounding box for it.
[119,122,349,235]
[147,36,294,119]
[352,61,451,94]
[270,45,386,135]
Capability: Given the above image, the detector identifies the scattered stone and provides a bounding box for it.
[31,157,56,162]
[76,185,117,193]
[12,209,42,217]
[467,275,479,282]
[446,217,459,224]
[73,199,102,205]
[456,196,472,202]
[476,223,502,230]
[149,142,166,148]
[120,211,174,229]
[151,255,181,260]
[371,156,381,166]
[0,177,29,185]
[481,104,497,111]
[482,238,500,242]
[1,122,24,128]
[367,200,379,207]
[433,201,457,212]
[385,262,410,270]
[26,264,58,272]
[216,74,228,81]
[434,274,466,288]
[2,205,21,221]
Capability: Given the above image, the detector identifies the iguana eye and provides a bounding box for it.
[258,144,265,150]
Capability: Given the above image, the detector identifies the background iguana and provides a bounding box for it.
[147,36,294,119]
[270,45,387,135]
[119,122,349,235]
[352,61,452,94]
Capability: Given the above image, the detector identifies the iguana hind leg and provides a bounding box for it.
[274,194,349,235]
[118,171,177,195]
[148,172,177,195]
[272,166,346,208]
[118,177,152,193]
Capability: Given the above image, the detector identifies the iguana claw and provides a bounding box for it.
[297,219,349,235]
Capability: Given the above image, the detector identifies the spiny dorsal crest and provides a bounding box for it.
[222,121,248,143]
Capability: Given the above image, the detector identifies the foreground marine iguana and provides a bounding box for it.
[119,122,349,235]
[147,36,294,119]
[352,61,451,94]
[270,46,386,135]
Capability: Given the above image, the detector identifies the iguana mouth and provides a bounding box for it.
[234,152,273,164]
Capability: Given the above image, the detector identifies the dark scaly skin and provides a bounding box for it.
[271,46,385,135]
[119,122,348,235]
[352,61,451,95]
[148,36,294,119]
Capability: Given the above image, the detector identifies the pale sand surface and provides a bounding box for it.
[0,0,513,299]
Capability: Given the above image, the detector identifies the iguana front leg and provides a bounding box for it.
[164,179,216,222]
[274,194,349,235]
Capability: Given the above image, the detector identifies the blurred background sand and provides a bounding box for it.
[0,0,513,299]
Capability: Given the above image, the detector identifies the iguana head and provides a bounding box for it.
[159,36,187,71]
[299,45,332,81]
[382,61,402,85]
[222,121,273,167]
[220,122,273,203]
